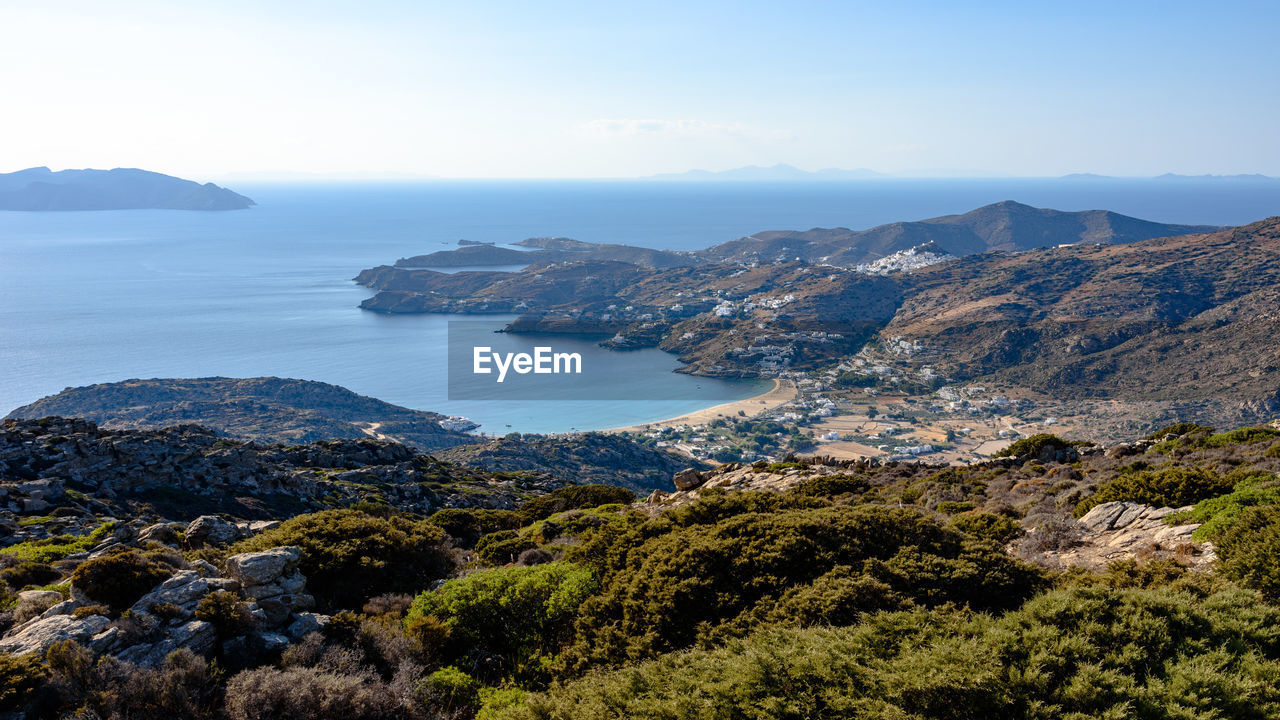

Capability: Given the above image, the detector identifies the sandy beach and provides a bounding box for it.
[604,379,798,433]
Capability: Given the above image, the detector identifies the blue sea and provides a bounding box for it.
[1,178,1277,433]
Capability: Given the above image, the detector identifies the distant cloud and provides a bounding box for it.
[580,118,795,141]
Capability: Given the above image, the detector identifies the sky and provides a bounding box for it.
[2,0,1278,179]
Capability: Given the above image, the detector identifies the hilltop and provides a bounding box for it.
[5,377,477,451]
[0,167,254,211]
[697,200,1220,266]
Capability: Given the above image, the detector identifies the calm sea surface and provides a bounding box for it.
[1,178,1276,433]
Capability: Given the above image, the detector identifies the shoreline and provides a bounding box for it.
[602,379,798,433]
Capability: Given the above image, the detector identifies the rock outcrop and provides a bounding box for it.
[0,613,111,656]
[0,545,327,665]
[672,468,705,491]
[1034,501,1214,570]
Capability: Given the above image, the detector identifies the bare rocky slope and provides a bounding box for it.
[880,218,1280,420]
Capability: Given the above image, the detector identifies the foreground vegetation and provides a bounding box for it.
[3,423,1280,718]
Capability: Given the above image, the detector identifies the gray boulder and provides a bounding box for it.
[0,614,110,656]
[225,546,302,586]
[673,468,705,491]
[138,522,179,545]
[17,589,64,605]
[115,620,216,667]
[185,515,243,547]
[286,612,328,639]
[130,571,211,615]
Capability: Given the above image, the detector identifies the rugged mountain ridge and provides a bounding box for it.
[379,201,1217,272]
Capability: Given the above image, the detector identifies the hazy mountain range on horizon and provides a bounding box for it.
[645,164,1280,182]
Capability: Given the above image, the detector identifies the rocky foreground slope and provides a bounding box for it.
[0,417,566,523]
[2,421,1280,719]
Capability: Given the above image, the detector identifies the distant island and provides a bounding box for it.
[646,164,886,181]
[0,166,255,211]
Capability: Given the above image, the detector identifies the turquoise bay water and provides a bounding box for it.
[1,179,1276,433]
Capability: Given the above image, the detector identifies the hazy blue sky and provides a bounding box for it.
[2,0,1277,178]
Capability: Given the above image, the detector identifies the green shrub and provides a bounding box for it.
[1204,426,1280,448]
[72,604,111,619]
[0,561,60,591]
[476,688,528,720]
[504,586,1280,720]
[950,511,1023,544]
[228,509,453,611]
[561,503,1044,671]
[474,530,538,566]
[994,433,1069,459]
[0,653,42,711]
[1074,467,1234,517]
[406,562,597,683]
[1145,422,1215,441]
[195,590,251,640]
[1216,505,1280,600]
[1171,473,1280,542]
[69,551,172,612]
[517,486,635,524]
[0,523,115,564]
[428,509,522,547]
[792,473,870,498]
[1059,558,1225,597]
[417,666,481,717]
[764,461,807,472]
